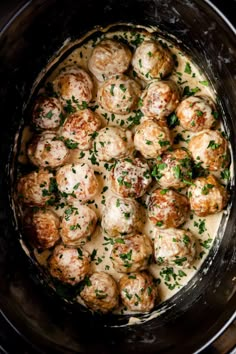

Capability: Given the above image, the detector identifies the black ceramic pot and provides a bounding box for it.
[0,1,236,353]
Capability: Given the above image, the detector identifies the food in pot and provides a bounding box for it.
[32,96,63,130]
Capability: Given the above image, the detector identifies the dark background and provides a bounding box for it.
[0,0,236,353]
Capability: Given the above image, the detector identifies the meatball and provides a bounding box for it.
[80,272,119,313]
[48,244,90,285]
[110,233,153,273]
[176,95,218,132]
[188,174,228,216]
[17,169,55,206]
[32,96,63,130]
[61,109,101,150]
[27,132,69,168]
[148,189,190,228]
[88,39,132,81]
[94,126,133,161]
[189,129,229,171]
[132,40,174,81]
[141,80,181,118]
[52,66,93,107]
[60,204,97,247]
[102,196,141,237]
[152,148,193,189]
[154,228,196,268]
[134,119,172,159]
[97,74,141,115]
[119,272,158,312]
[110,158,152,198]
[24,209,60,249]
[56,163,99,202]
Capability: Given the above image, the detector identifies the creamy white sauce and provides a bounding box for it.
[16,25,231,320]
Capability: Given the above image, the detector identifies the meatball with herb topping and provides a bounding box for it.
[80,272,119,313]
[152,148,193,189]
[17,169,55,206]
[88,39,132,81]
[56,163,99,202]
[148,189,190,228]
[102,196,142,237]
[61,109,101,150]
[48,244,90,285]
[97,74,141,115]
[132,40,174,81]
[188,174,228,216]
[110,233,153,273]
[60,204,97,247]
[176,95,218,132]
[154,228,196,268]
[141,80,181,118]
[110,158,152,198]
[27,132,69,168]
[119,272,158,312]
[134,119,172,159]
[94,126,133,161]
[32,96,63,130]
[189,129,229,171]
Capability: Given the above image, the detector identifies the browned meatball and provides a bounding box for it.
[48,244,90,285]
[134,119,172,159]
[97,75,141,115]
[189,130,229,171]
[24,209,60,249]
[61,109,101,150]
[80,272,119,313]
[110,158,152,198]
[141,80,181,118]
[32,96,63,130]
[154,228,196,268]
[17,169,55,206]
[119,272,158,312]
[110,233,153,273]
[132,40,174,81]
[152,148,193,189]
[176,95,218,132]
[188,174,228,216]
[27,132,69,168]
[88,39,132,81]
[148,189,190,228]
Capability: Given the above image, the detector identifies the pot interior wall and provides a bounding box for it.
[0,0,236,353]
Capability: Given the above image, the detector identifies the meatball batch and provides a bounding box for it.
[94,126,133,161]
[61,109,101,150]
[32,96,63,130]
[189,129,229,171]
[24,209,60,249]
[154,228,196,268]
[80,272,119,313]
[188,174,228,216]
[152,148,193,189]
[148,189,190,228]
[88,39,132,81]
[110,158,152,198]
[60,205,97,247]
[27,132,69,168]
[119,272,158,312]
[132,40,174,81]
[97,74,141,114]
[102,196,142,237]
[176,95,218,132]
[134,119,172,159]
[110,233,153,273]
[48,244,90,285]
[53,66,93,107]
[56,163,99,202]
[141,80,181,119]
